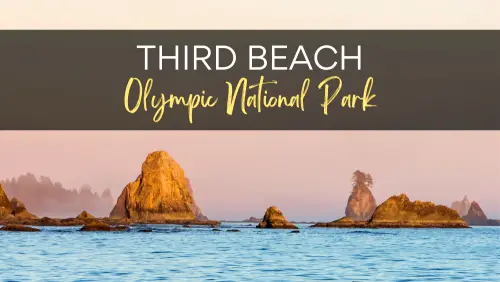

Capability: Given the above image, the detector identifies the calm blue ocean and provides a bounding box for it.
[0,223,499,281]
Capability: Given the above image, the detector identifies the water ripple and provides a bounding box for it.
[0,224,499,281]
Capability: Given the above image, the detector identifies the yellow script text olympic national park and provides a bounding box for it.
[123,76,377,124]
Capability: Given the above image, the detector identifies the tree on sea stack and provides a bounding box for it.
[345,170,377,221]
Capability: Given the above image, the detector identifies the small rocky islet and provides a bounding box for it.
[1,151,499,232]
[256,206,298,229]
[312,194,469,228]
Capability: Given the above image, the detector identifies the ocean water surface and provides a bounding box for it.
[0,223,499,281]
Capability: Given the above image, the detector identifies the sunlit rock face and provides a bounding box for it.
[256,206,298,229]
[369,194,468,228]
[110,151,197,221]
[0,184,13,218]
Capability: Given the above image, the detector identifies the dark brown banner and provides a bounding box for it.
[0,30,498,129]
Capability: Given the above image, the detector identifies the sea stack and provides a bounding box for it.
[110,151,199,221]
[369,194,468,228]
[451,195,471,217]
[345,171,377,221]
[463,201,500,226]
[256,206,298,229]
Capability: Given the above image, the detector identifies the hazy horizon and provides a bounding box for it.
[0,131,499,221]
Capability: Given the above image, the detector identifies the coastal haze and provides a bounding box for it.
[0,131,498,221]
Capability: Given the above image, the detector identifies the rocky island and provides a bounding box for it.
[312,194,469,228]
[256,206,298,229]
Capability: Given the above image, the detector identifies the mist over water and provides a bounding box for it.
[1,223,499,281]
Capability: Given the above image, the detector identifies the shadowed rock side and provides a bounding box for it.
[110,151,200,221]
[451,195,471,217]
[186,178,208,221]
[0,185,38,221]
[10,197,38,220]
[345,170,377,221]
[257,206,298,229]
[312,194,469,228]
[463,201,500,226]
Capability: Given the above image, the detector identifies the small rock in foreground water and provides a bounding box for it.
[0,224,41,232]
[80,223,129,232]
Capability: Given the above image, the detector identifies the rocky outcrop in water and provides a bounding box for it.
[368,194,468,228]
[463,201,500,226]
[80,222,129,232]
[243,216,261,223]
[313,194,469,228]
[256,206,298,229]
[451,195,471,217]
[311,216,368,228]
[0,224,40,232]
[110,151,198,221]
[345,170,377,221]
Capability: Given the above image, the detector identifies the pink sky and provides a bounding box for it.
[0,131,499,221]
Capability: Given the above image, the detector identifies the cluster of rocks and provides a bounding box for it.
[2,152,498,232]
[310,172,499,229]
[449,195,499,226]
[312,194,469,228]
[462,201,500,226]
[0,151,218,232]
